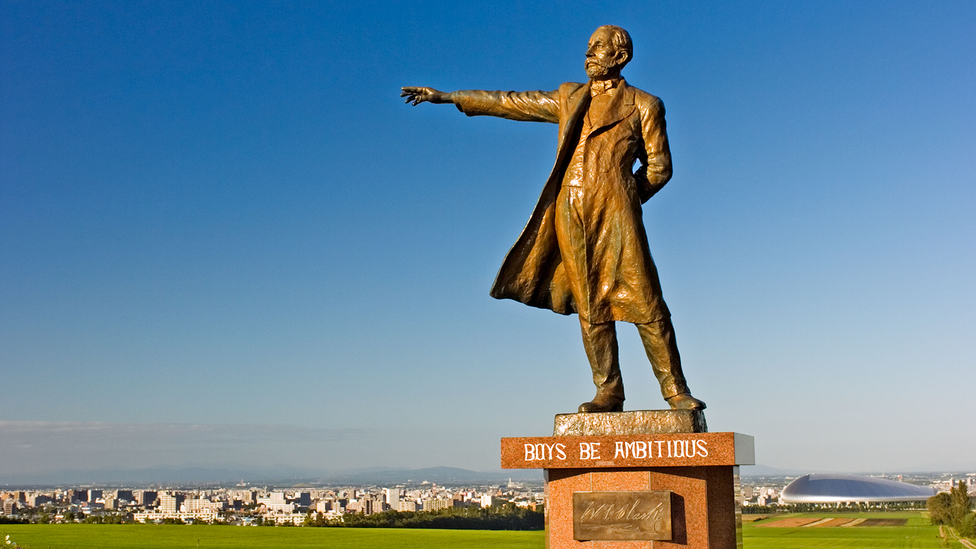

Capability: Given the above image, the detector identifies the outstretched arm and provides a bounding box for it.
[401,86,454,106]
[401,86,560,123]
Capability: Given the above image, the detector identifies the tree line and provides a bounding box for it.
[743,501,926,514]
[927,483,975,537]
[305,503,544,530]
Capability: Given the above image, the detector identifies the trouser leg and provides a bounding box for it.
[636,317,690,400]
[579,318,624,403]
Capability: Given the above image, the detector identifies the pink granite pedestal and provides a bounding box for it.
[501,413,754,549]
[544,466,741,549]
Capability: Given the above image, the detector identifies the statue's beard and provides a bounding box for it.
[585,58,613,79]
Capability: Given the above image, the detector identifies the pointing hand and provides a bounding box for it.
[400,87,452,105]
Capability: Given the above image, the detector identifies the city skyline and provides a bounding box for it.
[2,1,974,479]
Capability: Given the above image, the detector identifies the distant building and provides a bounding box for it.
[385,488,400,509]
[134,490,158,507]
[480,493,509,508]
[423,498,452,512]
[28,494,54,507]
[257,492,293,514]
[182,498,225,513]
[132,509,220,524]
[781,474,936,503]
[757,494,777,506]
[158,493,185,513]
[398,500,418,512]
[235,490,257,504]
[264,512,306,525]
[360,499,376,515]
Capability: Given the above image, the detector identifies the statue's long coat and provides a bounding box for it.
[453,80,673,325]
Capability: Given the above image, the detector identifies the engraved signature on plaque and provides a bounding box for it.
[573,491,671,541]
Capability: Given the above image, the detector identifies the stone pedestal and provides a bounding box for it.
[501,412,754,549]
[553,410,708,436]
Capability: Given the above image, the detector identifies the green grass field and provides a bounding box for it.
[742,512,956,548]
[0,525,544,549]
[1,513,968,548]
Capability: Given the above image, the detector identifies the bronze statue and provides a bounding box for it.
[402,25,705,413]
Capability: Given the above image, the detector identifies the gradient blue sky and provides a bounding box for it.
[2,1,974,479]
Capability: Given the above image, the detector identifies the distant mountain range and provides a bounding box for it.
[739,464,810,477]
[739,464,976,478]
[4,463,968,487]
[0,465,542,488]
[323,466,541,485]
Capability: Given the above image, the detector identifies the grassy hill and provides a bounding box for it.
[2,511,969,548]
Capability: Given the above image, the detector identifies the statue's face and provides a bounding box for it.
[585,27,624,79]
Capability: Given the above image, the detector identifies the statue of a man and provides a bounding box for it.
[402,25,705,413]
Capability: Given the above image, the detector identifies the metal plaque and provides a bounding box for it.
[573,491,672,541]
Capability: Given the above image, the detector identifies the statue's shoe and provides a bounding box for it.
[578,398,624,413]
[666,393,706,410]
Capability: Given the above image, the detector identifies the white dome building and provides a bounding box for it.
[780,474,935,503]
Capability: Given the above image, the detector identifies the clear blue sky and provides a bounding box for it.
[2,0,974,479]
